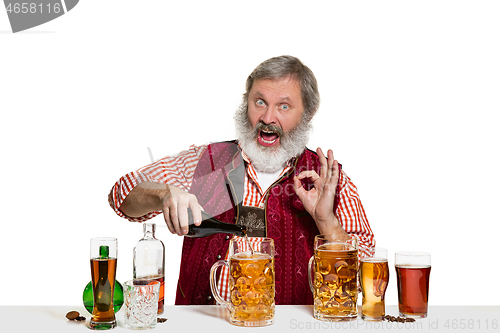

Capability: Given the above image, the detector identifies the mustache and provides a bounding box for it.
[254,121,285,137]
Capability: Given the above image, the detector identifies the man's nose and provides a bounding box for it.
[260,106,278,125]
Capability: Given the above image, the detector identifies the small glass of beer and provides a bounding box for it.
[210,237,275,327]
[308,235,358,321]
[89,237,118,330]
[395,251,431,319]
[360,247,389,321]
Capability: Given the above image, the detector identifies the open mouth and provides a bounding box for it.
[258,129,280,147]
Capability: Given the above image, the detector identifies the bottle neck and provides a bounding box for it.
[99,245,109,259]
[223,222,246,234]
[143,223,156,239]
[186,215,247,237]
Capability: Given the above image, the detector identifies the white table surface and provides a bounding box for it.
[1,305,498,332]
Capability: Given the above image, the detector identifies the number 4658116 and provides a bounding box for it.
[444,319,498,330]
[6,3,61,14]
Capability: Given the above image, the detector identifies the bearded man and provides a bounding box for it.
[109,55,375,305]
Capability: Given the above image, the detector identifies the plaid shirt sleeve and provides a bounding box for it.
[108,145,207,222]
[336,169,376,258]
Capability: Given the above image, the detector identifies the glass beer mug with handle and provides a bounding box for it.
[210,237,275,327]
[308,235,358,321]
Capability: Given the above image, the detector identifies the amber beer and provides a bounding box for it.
[229,252,275,323]
[90,258,117,323]
[395,251,431,319]
[90,238,118,330]
[309,237,358,321]
[360,257,389,321]
[396,266,431,317]
[210,237,275,327]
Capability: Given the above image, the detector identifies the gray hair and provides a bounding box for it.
[243,55,320,123]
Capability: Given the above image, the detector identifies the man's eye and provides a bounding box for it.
[256,99,265,106]
[280,104,290,110]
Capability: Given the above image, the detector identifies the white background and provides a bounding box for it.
[1,1,499,307]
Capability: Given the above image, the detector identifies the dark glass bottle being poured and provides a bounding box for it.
[186,210,247,238]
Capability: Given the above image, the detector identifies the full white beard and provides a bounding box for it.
[234,103,311,173]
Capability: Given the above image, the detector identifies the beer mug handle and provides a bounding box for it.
[209,260,232,312]
[308,255,315,294]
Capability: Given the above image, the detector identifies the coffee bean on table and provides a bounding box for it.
[66,311,80,320]
[66,311,86,322]
[383,314,416,323]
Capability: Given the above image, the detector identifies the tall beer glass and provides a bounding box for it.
[210,237,275,327]
[90,237,118,330]
[308,235,358,321]
[360,247,389,321]
[395,251,431,319]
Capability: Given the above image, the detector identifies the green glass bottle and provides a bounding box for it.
[83,245,124,314]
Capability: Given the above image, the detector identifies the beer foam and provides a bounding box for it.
[361,257,388,263]
[395,264,431,269]
[318,243,357,252]
[232,252,272,260]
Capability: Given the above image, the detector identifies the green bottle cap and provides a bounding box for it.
[99,245,109,258]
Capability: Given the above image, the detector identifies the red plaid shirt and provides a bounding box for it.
[109,144,375,302]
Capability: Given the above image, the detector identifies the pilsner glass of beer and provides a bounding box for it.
[210,237,275,327]
[360,247,389,321]
[89,237,118,330]
[395,251,431,319]
[308,235,358,321]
